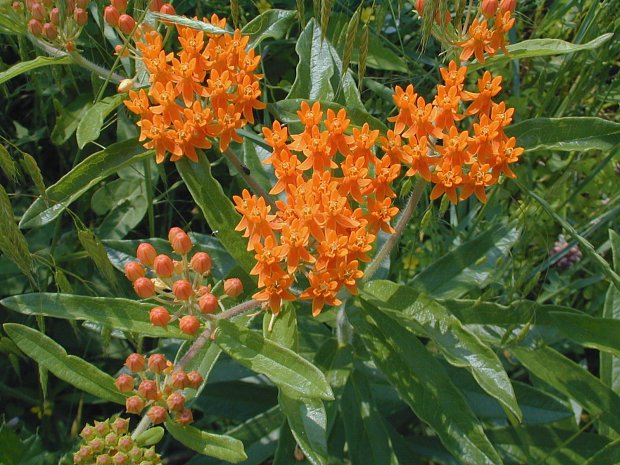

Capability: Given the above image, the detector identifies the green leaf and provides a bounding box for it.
[176,152,255,275]
[3,323,125,404]
[1,293,188,339]
[409,224,519,299]
[0,185,33,280]
[472,33,614,69]
[151,13,228,34]
[243,138,276,193]
[135,427,165,447]
[0,144,18,181]
[215,319,334,400]
[340,370,400,465]
[19,153,46,199]
[348,303,504,465]
[165,419,247,463]
[362,281,521,421]
[506,118,620,152]
[0,55,73,85]
[51,95,92,145]
[583,438,620,465]
[77,228,118,285]
[512,345,620,435]
[242,9,296,48]
[19,139,151,228]
[76,94,125,149]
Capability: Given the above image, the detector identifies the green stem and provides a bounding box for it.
[144,159,155,238]
[363,178,427,281]
[131,414,152,440]
[222,147,277,210]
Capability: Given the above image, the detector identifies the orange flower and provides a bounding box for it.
[252,268,296,315]
[300,271,342,317]
[430,160,463,204]
[459,18,495,63]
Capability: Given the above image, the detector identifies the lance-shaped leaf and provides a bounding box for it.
[362,280,521,421]
[215,320,333,400]
[242,9,296,48]
[348,303,504,465]
[76,94,125,148]
[583,438,620,465]
[1,293,188,339]
[4,323,125,404]
[0,55,72,85]
[165,419,247,463]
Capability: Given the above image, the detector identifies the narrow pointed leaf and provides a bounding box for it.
[242,9,296,48]
[76,94,125,148]
[0,55,72,85]
[165,420,247,463]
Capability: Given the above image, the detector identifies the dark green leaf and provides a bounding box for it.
[76,94,125,148]
[583,438,620,465]
[242,9,296,48]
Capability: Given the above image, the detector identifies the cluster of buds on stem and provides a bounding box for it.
[103,0,175,40]
[550,235,583,269]
[13,0,90,50]
[116,352,203,425]
[74,416,161,465]
[124,227,244,335]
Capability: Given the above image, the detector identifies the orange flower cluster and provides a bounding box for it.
[458,0,516,63]
[234,103,401,316]
[124,227,244,336]
[124,15,265,163]
[383,60,523,203]
[115,353,203,426]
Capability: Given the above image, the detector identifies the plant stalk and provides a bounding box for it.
[222,147,277,210]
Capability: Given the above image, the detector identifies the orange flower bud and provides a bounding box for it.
[125,395,145,414]
[94,420,110,436]
[28,19,43,36]
[167,227,184,243]
[143,447,158,461]
[179,315,200,335]
[117,435,133,452]
[198,293,218,314]
[11,2,23,13]
[80,425,96,440]
[65,41,75,52]
[96,454,112,465]
[481,0,498,17]
[160,3,175,15]
[500,0,516,12]
[171,231,192,255]
[125,353,145,372]
[148,0,163,12]
[73,8,88,26]
[153,254,174,278]
[415,0,424,14]
[112,452,129,465]
[197,285,211,296]
[111,417,129,434]
[115,373,135,392]
[147,405,167,424]
[175,408,194,425]
[49,7,60,24]
[133,277,155,298]
[149,306,171,327]
[138,379,159,400]
[90,438,104,453]
[74,446,92,464]
[136,243,157,266]
[118,14,135,34]
[104,432,118,447]
[224,278,243,298]
[147,353,168,373]
[190,252,212,274]
[186,371,203,389]
[166,392,185,412]
[43,22,58,40]
[172,280,193,300]
[124,261,145,282]
[30,2,45,21]
[111,0,127,13]
[170,370,188,389]
[104,5,120,27]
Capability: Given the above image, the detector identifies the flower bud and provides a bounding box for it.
[148,0,163,12]
[147,353,169,373]
[147,405,167,424]
[224,278,243,298]
[117,435,133,452]
[167,227,183,243]
[43,22,58,40]
[28,19,43,36]
[12,2,23,13]
[482,0,498,17]
[170,370,188,389]
[104,5,120,27]
[173,260,184,275]
[138,379,159,400]
[143,447,158,461]
[175,408,193,425]
[65,40,75,52]
[90,438,104,453]
[133,277,155,298]
[66,0,76,12]
[115,373,135,392]
[125,353,145,372]
[186,371,203,389]
[149,306,171,327]
[159,3,175,15]
[117,77,133,90]
[153,254,174,278]
[73,8,88,26]
[74,446,93,464]
[191,252,212,274]
[94,420,110,437]
[415,0,424,14]
[171,231,192,255]
[49,7,59,24]
[105,432,119,447]
[112,452,129,465]
[111,0,127,13]
[111,417,130,434]
[76,0,89,8]
[96,454,112,465]
[124,261,145,282]
[179,315,200,335]
[136,243,157,266]
[30,2,45,21]
[500,0,516,12]
[118,13,135,34]
[198,293,218,314]
[166,392,185,412]
[80,425,96,440]
[172,280,193,300]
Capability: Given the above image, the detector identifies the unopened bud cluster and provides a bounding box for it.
[14,0,90,50]
[74,416,161,465]
[124,227,244,336]
[550,235,582,269]
[116,352,203,425]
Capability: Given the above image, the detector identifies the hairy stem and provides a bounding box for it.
[363,179,427,281]
[131,415,152,440]
[222,147,277,210]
